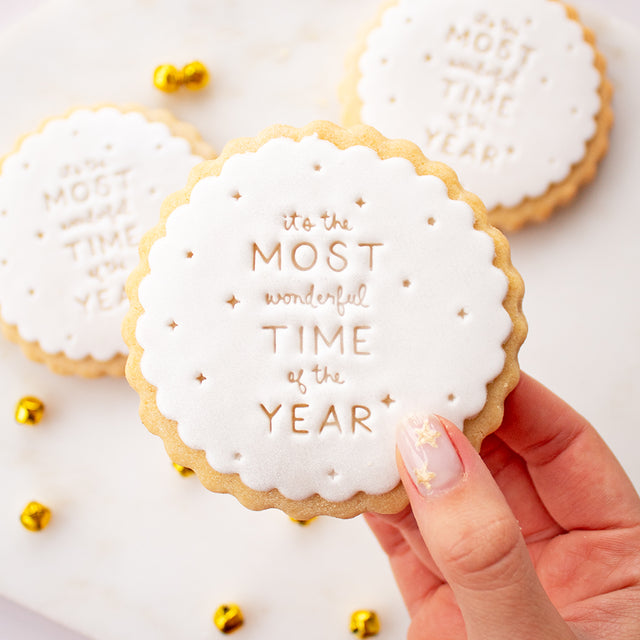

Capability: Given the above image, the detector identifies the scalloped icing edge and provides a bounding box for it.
[339,0,614,232]
[123,120,527,519]
[0,103,215,378]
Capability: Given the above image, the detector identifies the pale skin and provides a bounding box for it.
[367,373,640,640]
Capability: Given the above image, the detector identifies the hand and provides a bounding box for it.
[366,373,640,640]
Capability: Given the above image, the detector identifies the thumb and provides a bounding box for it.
[396,415,573,640]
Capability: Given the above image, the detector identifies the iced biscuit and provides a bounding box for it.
[124,121,526,519]
[341,0,613,230]
[0,105,213,376]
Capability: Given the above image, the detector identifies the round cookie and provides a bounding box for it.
[0,105,213,376]
[341,0,613,231]
[124,121,527,519]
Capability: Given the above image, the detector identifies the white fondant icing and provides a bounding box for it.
[0,108,204,361]
[357,0,601,209]
[136,134,511,501]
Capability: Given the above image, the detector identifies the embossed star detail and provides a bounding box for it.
[226,295,240,309]
[381,394,395,408]
[414,420,441,448]
[414,463,436,490]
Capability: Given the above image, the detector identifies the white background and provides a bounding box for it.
[0,0,639,638]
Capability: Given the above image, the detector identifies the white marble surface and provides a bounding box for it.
[0,0,639,638]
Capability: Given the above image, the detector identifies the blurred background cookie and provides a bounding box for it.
[342,0,613,230]
[0,105,213,376]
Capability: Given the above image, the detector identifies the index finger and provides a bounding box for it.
[496,372,640,531]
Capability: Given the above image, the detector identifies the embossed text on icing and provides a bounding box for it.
[259,402,372,434]
[42,158,136,313]
[264,283,369,317]
[424,12,537,165]
[252,241,383,272]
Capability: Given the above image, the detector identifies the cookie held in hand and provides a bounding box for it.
[124,121,526,519]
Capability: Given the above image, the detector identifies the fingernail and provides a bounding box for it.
[397,415,464,496]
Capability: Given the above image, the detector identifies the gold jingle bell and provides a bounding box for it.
[15,396,45,425]
[289,516,317,526]
[153,61,209,92]
[20,501,52,532]
[350,610,380,638]
[172,462,194,477]
[182,61,209,90]
[213,603,244,634]
[153,64,182,93]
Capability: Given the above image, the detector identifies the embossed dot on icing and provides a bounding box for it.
[0,107,205,363]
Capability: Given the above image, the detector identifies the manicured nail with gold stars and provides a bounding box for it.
[397,415,462,496]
